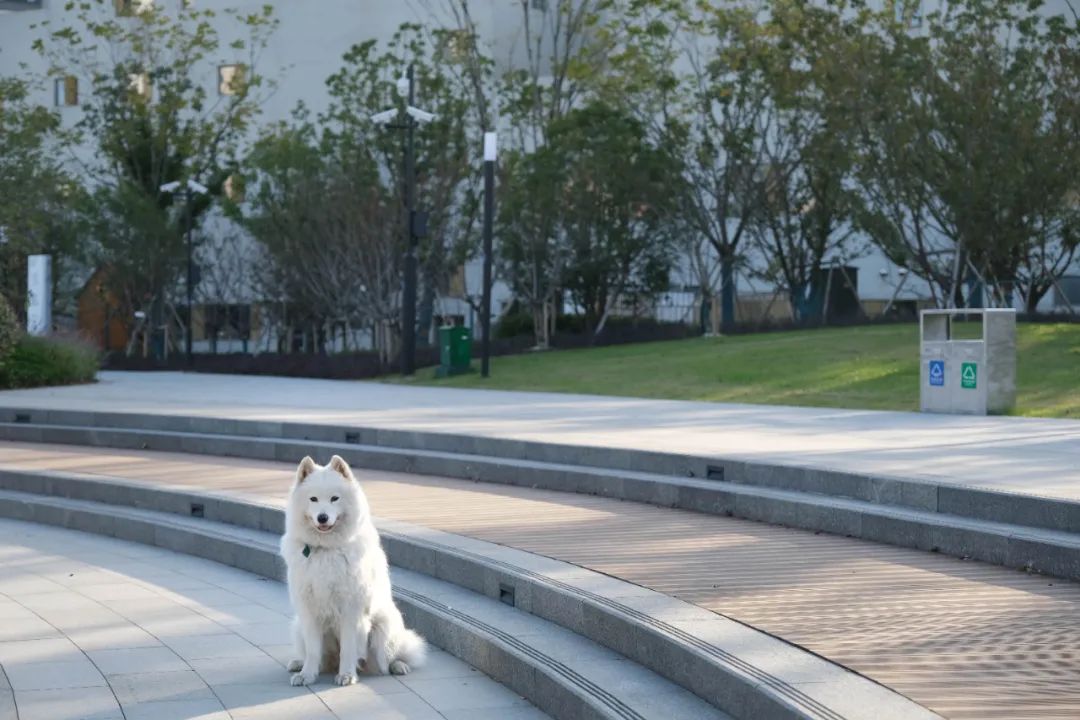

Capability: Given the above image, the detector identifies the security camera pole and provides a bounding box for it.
[159,178,209,367]
[371,63,436,376]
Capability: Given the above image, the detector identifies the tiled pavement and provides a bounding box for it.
[0,518,546,720]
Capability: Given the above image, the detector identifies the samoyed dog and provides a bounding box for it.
[280,455,426,686]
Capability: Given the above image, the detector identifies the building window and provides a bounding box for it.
[128,72,152,100]
[218,64,247,97]
[115,0,153,16]
[54,76,78,107]
[439,30,475,64]
[531,0,547,11]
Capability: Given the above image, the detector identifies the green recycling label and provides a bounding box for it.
[961,362,977,389]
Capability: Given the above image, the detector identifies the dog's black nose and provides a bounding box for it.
[317,513,329,524]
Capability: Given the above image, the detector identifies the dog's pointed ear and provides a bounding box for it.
[296,456,318,484]
[328,455,355,480]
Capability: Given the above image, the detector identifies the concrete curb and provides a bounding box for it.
[0,468,940,720]
[0,410,1078,580]
[6,408,1078,530]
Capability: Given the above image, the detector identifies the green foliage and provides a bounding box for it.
[0,296,18,369]
[500,102,683,338]
[242,23,486,355]
[0,334,100,390]
[494,308,534,340]
[322,25,485,284]
[33,0,278,332]
[846,0,1079,309]
[0,77,83,315]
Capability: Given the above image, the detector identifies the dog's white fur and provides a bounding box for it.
[280,455,426,686]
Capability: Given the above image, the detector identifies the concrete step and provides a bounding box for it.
[0,468,939,720]
[1,413,1077,582]
[5,407,1077,534]
[0,486,728,720]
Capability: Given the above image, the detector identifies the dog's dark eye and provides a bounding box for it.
[331,496,339,502]
[309,496,317,502]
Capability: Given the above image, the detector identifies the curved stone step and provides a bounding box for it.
[0,415,1077,581]
[0,487,729,720]
[0,469,940,720]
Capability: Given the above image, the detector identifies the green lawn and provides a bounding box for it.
[399,322,1080,418]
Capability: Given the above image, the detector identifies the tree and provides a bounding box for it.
[665,5,774,331]
[242,119,402,359]
[241,24,484,359]
[34,0,277,354]
[748,0,864,323]
[535,102,682,337]
[0,77,83,323]
[846,18,959,307]
[496,147,566,347]
[850,0,1079,309]
[932,0,1079,309]
[321,26,485,347]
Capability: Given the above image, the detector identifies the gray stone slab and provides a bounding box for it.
[163,633,264,661]
[89,646,189,675]
[316,686,444,720]
[402,675,532,711]
[108,670,215,704]
[0,638,82,665]
[214,684,335,719]
[121,699,230,720]
[2,659,105,691]
[13,686,123,720]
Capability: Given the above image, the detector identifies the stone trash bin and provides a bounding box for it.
[919,308,1016,415]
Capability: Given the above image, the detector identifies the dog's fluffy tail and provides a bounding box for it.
[369,617,427,675]
[394,627,427,670]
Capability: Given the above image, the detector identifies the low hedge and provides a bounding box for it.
[0,334,100,389]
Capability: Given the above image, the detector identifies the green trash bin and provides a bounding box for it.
[436,325,473,377]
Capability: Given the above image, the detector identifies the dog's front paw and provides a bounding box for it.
[335,671,358,686]
[286,659,303,672]
[290,671,317,686]
[389,660,411,676]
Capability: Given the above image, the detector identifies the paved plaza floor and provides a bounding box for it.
[1,371,1078,502]
[1,441,1077,719]
[0,518,544,720]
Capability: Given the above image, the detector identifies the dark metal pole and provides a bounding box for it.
[480,137,495,378]
[401,63,417,376]
[185,186,194,367]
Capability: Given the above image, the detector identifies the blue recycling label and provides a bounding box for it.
[929,360,945,386]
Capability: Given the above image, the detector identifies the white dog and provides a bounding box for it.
[280,455,426,686]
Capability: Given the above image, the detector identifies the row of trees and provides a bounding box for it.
[0,0,1076,355]
[486,0,1079,339]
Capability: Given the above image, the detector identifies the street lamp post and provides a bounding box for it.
[480,131,497,378]
[371,63,436,376]
[159,178,208,367]
[401,64,419,377]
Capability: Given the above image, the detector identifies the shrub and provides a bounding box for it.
[495,309,534,339]
[0,333,100,389]
[0,296,17,368]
